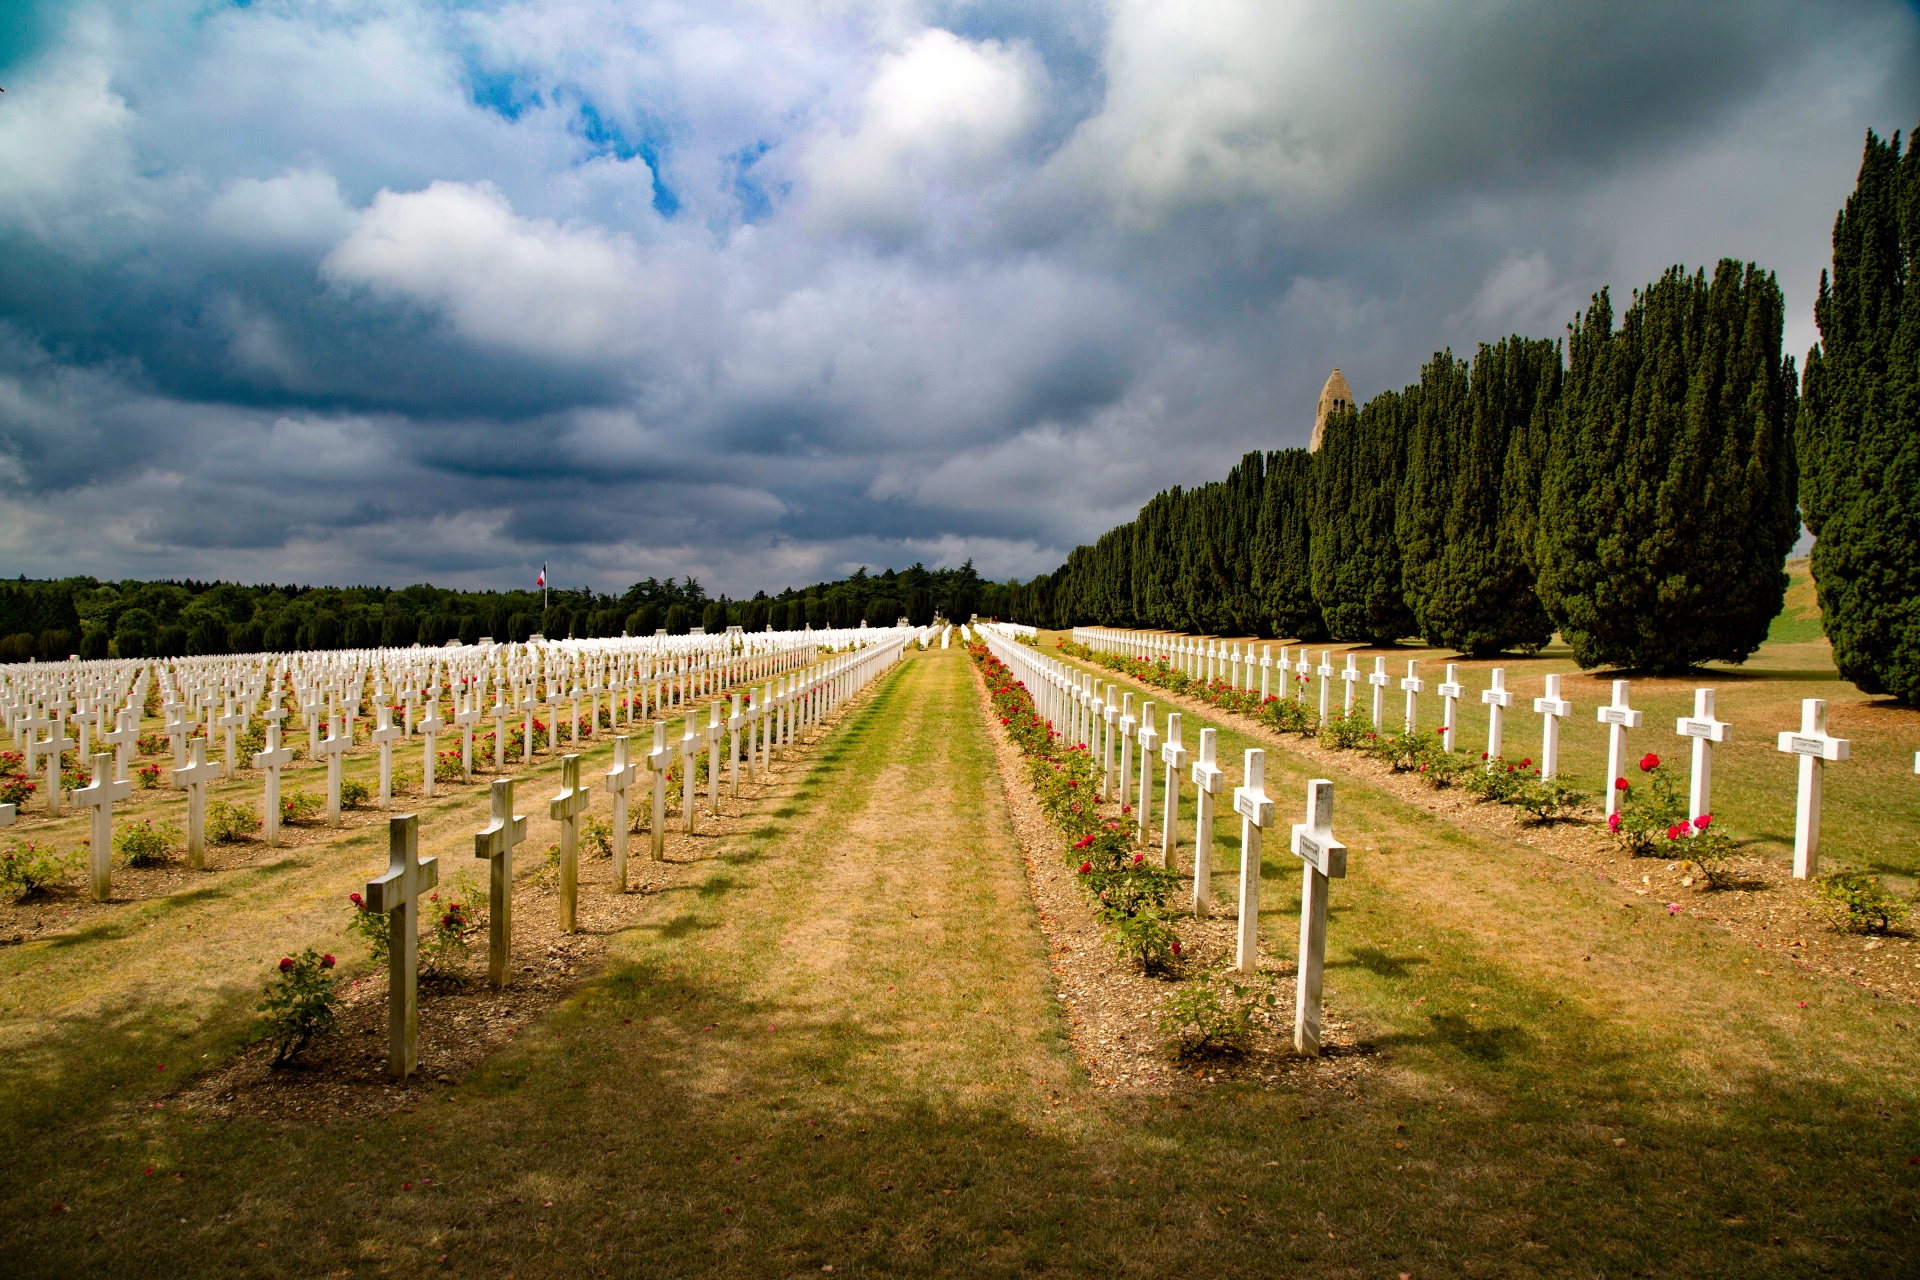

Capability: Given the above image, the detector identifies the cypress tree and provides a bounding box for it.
[1310,390,1418,644]
[1797,128,1920,702]
[1251,448,1324,640]
[1536,263,1799,671]
[1398,339,1558,655]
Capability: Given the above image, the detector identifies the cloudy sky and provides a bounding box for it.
[1,1,1914,596]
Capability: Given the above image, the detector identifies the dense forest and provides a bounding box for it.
[0,561,988,661]
[993,257,1804,675]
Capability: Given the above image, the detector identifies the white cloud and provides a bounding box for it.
[321,180,673,361]
[799,28,1043,235]
[206,168,358,251]
[0,21,145,245]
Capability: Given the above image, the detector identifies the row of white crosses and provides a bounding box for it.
[1074,628,1861,881]
[983,626,1348,1055]
[364,632,910,1080]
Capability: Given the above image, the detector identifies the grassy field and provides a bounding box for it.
[1053,560,1920,884]
[1,644,1916,1276]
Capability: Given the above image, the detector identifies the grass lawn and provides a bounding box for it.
[1,644,1917,1276]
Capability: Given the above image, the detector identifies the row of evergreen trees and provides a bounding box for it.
[1006,260,1802,673]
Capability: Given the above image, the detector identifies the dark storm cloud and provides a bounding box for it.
[0,0,1914,592]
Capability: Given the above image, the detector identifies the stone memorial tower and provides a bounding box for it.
[1310,367,1354,453]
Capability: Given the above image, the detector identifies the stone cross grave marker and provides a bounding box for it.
[1315,651,1334,722]
[1533,674,1573,780]
[74,752,130,903]
[1260,646,1272,700]
[1368,657,1389,729]
[1117,694,1136,809]
[706,702,725,812]
[1289,778,1348,1057]
[1232,747,1273,974]
[1294,649,1311,703]
[216,698,248,777]
[317,714,351,827]
[1675,688,1731,826]
[1597,680,1643,818]
[1101,688,1118,799]
[101,708,137,783]
[1400,660,1424,734]
[1341,654,1360,715]
[456,695,483,781]
[473,778,527,988]
[647,720,672,859]
[1777,698,1849,880]
[605,736,638,891]
[678,711,701,833]
[1190,728,1223,918]
[252,722,295,846]
[726,694,743,797]
[366,814,437,1079]
[1482,668,1513,761]
[371,705,403,809]
[40,715,76,816]
[1436,664,1464,753]
[1159,711,1187,869]
[492,692,510,772]
[174,737,225,870]
[549,754,592,932]
[419,696,445,799]
[1136,702,1160,838]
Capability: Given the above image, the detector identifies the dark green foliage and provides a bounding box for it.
[1536,263,1799,672]
[1251,449,1323,640]
[1399,340,1558,656]
[701,601,729,633]
[1311,391,1418,645]
[1798,127,1920,702]
[664,603,691,635]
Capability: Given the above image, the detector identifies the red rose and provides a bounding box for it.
[1693,814,1711,831]
[1614,777,1628,791]
[278,957,294,972]
[1639,753,1660,773]
[321,954,336,969]
[1170,940,1181,955]
[1132,852,1144,865]
[1608,813,1621,833]
[350,892,363,906]
[1079,861,1092,874]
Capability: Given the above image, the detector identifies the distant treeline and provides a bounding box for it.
[0,561,990,660]
[999,259,1803,674]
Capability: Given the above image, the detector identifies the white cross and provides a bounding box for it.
[1136,702,1160,838]
[37,715,76,816]
[1341,654,1361,716]
[73,752,130,903]
[1597,680,1643,818]
[1158,711,1187,869]
[1117,694,1137,809]
[316,714,352,827]
[1190,728,1223,919]
[252,723,295,846]
[370,705,403,809]
[1367,657,1389,729]
[1259,646,1272,701]
[1481,668,1513,761]
[1289,778,1348,1057]
[1316,651,1334,723]
[1400,660,1424,734]
[366,814,438,1080]
[455,696,484,781]
[173,737,225,870]
[726,693,744,797]
[605,736,638,891]
[1436,663,1464,753]
[100,708,138,783]
[1675,688,1731,825]
[474,777,527,988]
[1231,747,1273,974]
[1777,698,1848,880]
[1532,674,1573,780]
[419,697,446,799]
[646,720,673,860]
[491,692,511,773]
[215,698,249,777]
[678,711,702,834]
[1294,649,1312,703]
[705,702,725,812]
[549,754,593,932]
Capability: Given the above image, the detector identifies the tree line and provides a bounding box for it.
[0,560,989,660]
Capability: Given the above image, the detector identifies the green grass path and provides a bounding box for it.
[2,646,1917,1277]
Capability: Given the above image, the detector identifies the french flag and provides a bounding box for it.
[536,563,547,588]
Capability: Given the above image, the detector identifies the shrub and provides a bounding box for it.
[1508,775,1585,825]
[254,949,340,1067]
[0,772,33,807]
[0,841,71,900]
[115,818,180,867]
[583,814,614,859]
[1109,908,1182,975]
[340,779,370,809]
[206,799,258,843]
[1812,869,1909,935]
[1460,757,1528,804]
[434,749,464,783]
[1159,966,1277,1057]
[345,891,389,963]
[1610,754,1686,856]
[136,731,167,757]
[420,889,478,977]
[135,761,164,790]
[1319,708,1373,751]
[1675,817,1743,889]
[281,790,322,825]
